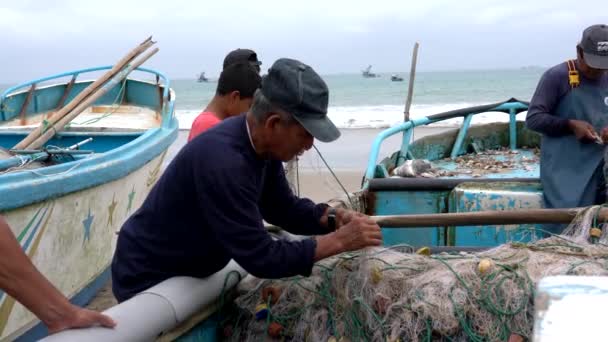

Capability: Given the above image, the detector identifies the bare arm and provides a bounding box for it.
[0,216,115,334]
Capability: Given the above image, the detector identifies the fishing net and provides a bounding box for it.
[220,206,608,341]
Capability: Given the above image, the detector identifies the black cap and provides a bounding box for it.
[261,58,340,143]
[223,49,262,71]
[580,24,608,69]
[217,62,262,98]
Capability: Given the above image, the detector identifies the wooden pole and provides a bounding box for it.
[403,42,419,122]
[372,207,607,228]
[13,37,155,150]
[51,74,78,118]
[26,48,159,150]
[18,84,36,126]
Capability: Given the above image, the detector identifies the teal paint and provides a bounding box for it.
[397,128,414,165]
[374,191,448,246]
[363,117,431,186]
[447,182,544,246]
[509,108,518,150]
[450,114,473,158]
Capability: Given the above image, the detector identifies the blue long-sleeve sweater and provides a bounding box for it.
[526,62,608,135]
[525,62,573,136]
[111,115,329,302]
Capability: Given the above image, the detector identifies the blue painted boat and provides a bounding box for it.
[361,98,545,247]
[0,66,178,341]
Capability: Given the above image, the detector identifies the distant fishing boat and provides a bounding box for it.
[362,65,379,78]
[197,72,208,83]
[0,38,178,341]
[390,74,404,82]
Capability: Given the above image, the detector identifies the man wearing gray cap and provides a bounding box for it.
[526,24,608,233]
[111,58,382,302]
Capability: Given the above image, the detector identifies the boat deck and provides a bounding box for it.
[424,148,539,179]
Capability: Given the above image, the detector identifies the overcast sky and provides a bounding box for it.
[0,0,606,82]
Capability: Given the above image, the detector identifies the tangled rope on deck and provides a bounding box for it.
[219,206,608,341]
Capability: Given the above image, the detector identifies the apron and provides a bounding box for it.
[541,61,608,234]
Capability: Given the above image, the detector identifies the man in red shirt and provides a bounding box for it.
[188,62,261,141]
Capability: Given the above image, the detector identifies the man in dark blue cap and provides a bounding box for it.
[223,48,262,73]
[111,58,382,302]
[526,24,608,233]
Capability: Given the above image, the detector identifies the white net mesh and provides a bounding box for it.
[220,206,608,341]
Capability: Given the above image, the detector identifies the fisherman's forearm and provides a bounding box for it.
[526,112,571,136]
[313,233,343,261]
[0,217,75,330]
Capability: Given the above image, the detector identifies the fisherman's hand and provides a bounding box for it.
[568,120,598,142]
[334,216,382,252]
[47,305,116,334]
[335,208,366,229]
[601,127,608,144]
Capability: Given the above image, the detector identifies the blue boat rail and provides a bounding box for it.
[363,98,530,186]
[0,65,175,129]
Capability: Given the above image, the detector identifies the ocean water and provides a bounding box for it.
[1,68,545,129]
[170,68,545,129]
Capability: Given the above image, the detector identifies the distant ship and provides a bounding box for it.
[391,74,404,82]
[362,65,379,78]
[197,72,208,83]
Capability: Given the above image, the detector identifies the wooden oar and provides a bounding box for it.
[13,37,155,150]
[26,47,159,150]
[372,207,606,228]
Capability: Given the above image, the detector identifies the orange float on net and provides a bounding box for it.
[262,286,282,305]
[268,322,283,338]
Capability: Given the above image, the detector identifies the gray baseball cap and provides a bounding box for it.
[261,58,340,143]
[580,24,608,69]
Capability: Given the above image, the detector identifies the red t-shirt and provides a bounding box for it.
[188,111,221,142]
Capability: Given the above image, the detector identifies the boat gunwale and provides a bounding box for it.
[363,98,532,186]
[1,65,171,107]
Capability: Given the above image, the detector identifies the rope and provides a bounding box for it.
[312,144,353,207]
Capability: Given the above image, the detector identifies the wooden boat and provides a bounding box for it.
[362,65,379,78]
[0,64,178,341]
[390,74,404,81]
[197,72,208,83]
[360,98,544,247]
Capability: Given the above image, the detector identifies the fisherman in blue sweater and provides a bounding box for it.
[526,24,608,233]
[111,58,383,302]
